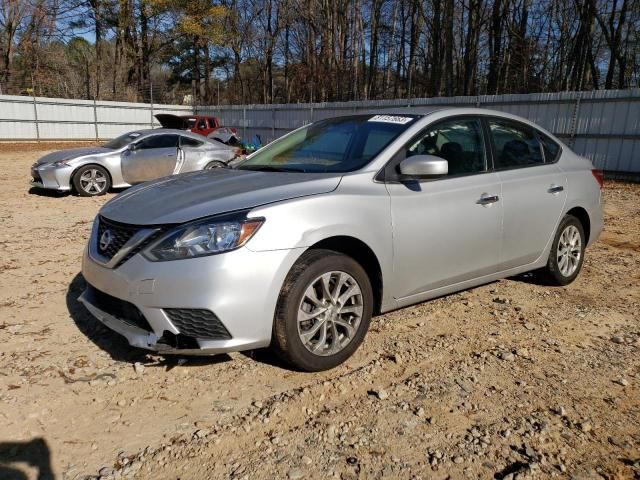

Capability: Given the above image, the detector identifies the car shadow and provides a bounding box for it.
[0,437,54,480]
[28,187,70,198]
[240,348,292,370]
[66,273,233,368]
[507,270,554,286]
[29,187,128,198]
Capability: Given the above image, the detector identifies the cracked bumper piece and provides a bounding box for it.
[79,244,303,354]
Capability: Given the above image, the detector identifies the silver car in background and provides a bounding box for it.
[31,129,239,196]
[79,108,604,371]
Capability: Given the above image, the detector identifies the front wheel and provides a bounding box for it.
[541,215,586,286]
[72,165,111,196]
[272,249,373,371]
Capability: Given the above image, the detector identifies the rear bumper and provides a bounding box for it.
[80,244,303,354]
[587,191,604,247]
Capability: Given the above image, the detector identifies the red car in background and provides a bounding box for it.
[155,114,239,145]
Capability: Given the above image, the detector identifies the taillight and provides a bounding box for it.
[231,128,237,134]
[591,169,604,189]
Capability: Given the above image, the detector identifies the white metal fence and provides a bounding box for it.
[0,89,638,174]
[199,89,640,174]
[0,94,191,141]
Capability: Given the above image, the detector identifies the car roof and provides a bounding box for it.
[358,107,518,119]
[131,128,220,144]
[352,107,557,139]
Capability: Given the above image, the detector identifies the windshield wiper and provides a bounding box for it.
[237,165,306,173]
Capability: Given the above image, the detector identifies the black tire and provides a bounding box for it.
[72,164,111,197]
[271,249,373,372]
[204,161,226,169]
[541,214,586,286]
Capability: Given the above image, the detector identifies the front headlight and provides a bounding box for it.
[142,216,264,261]
[53,159,72,167]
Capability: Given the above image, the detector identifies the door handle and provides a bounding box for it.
[548,185,564,194]
[477,194,500,206]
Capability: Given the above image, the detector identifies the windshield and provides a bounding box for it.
[237,114,417,173]
[103,132,143,150]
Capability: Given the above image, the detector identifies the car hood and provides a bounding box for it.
[100,168,342,225]
[36,147,112,165]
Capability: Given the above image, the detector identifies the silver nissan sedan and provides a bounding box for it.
[79,108,604,371]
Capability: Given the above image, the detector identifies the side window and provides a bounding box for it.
[488,120,544,169]
[538,132,561,163]
[198,119,207,130]
[136,134,179,150]
[406,118,486,176]
[180,136,202,147]
[208,118,217,129]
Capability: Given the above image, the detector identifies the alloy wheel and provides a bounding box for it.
[556,224,582,277]
[79,168,108,195]
[297,271,363,356]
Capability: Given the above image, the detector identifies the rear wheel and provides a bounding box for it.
[272,249,373,371]
[72,165,111,196]
[541,215,585,286]
[204,161,226,170]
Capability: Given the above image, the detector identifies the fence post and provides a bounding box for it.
[150,82,154,129]
[310,105,314,124]
[93,97,99,140]
[568,93,582,148]
[31,89,40,143]
[272,105,276,140]
[243,107,247,140]
[31,75,40,143]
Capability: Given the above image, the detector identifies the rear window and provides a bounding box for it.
[181,136,203,147]
[539,132,561,163]
[488,120,544,169]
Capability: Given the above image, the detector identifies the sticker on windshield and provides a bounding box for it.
[368,114,413,125]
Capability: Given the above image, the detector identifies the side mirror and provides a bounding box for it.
[128,143,138,152]
[398,155,448,179]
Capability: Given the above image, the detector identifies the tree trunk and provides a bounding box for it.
[443,0,455,96]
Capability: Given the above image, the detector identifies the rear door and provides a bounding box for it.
[486,118,567,270]
[177,135,205,173]
[386,117,503,299]
[121,134,179,184]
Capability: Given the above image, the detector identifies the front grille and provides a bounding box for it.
[116,230,164,267]
[31,168,42,183]
[95,216,165,268]
[164,308,232,340]
[96,216,140,260]
[86,284,153,332]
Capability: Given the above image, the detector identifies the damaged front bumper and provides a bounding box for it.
[79,243,303,355]
[30,163,73,191]
[77,287,260,354]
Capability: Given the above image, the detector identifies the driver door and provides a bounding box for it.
[385,117,503,300]
[121,134,179,184]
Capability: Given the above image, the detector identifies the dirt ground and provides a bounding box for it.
[0,145,638,480]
